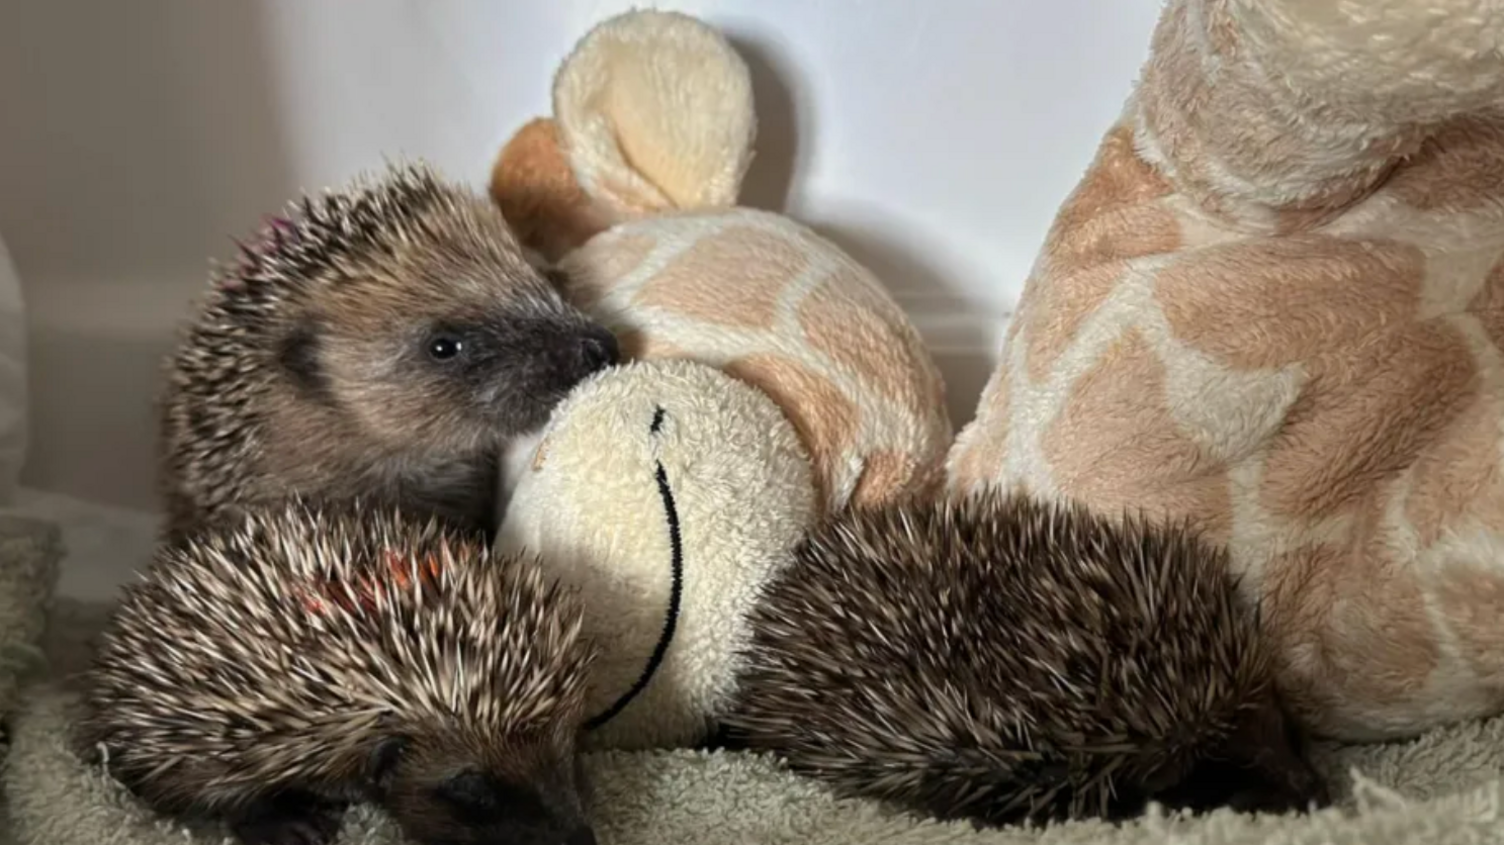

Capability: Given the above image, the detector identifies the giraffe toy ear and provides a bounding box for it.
[490,9,756,261]
[552,9,755,217]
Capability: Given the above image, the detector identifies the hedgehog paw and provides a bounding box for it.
[229,793,345,845]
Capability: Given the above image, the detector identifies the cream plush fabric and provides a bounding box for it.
[496,358,817,750]
[490,9,953,516]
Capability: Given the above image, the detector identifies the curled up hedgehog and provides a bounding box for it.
[718,490,1331,826]
[74,498,599,845]
[157,161,619,544]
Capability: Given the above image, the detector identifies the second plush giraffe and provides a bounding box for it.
[489,9,953,516]
[950,0,1504,742]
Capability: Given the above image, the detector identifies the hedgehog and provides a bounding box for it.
[716,489,1331,827]
[74,497,599,845]
[157,160,619,544]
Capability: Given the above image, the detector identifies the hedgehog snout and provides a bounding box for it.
[1231,696,1332,814]
[1241,736,1331,814]
[574,326,619,375]
[381,749,598,845]
[1155,695,1332,816]
[501,317,617,384]
[537,318,618,381]
[462,316,615,433]
[387,787,597,845]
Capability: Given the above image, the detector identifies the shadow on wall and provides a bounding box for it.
[721,24,997,429]
[0,0,299,510]
[811,216,1002,428]
[727,32,804,214]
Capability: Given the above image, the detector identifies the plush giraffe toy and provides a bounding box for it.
[949,0,1504,743]
[490,8,952,515]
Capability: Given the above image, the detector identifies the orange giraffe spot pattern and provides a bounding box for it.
[1261,533,1442,734]
[633,225,806,330]
[1155,235,1426,371]
[799,266,929,409]
[1043,329,1233,543]
[1258,319,1478,522]
[1024,125,1182,383]
[723,352,858,512]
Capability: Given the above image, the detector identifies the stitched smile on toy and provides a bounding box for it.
[583,404,685,731]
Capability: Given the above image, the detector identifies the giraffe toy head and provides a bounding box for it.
[490,8,952,518]
[495,357,818,750]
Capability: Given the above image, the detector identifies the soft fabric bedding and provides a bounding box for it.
[1,495,1504,844]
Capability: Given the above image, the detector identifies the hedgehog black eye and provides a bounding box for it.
[427,334,464,361]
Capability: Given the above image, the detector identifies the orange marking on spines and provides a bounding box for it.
[296,547,451,619]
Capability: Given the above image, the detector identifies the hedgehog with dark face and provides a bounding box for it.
[158,161,618,543]
[75,498,598,845]
[717,489,1331,827]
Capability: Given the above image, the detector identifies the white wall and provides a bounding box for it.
[0,0,1163,512]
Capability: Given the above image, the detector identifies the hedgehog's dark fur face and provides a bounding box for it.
[283,242,619,454]
[370,731,596,845]
[266,169,620,455]
[1149,685,1330,816]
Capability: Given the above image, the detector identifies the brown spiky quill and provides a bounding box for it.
[76,496,595,815]
[720,488,1327,826]
[154,157,618,546]
[159,163,481,525]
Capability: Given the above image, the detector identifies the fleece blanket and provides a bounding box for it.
[0,515,58,719]
[1,517,1504,843]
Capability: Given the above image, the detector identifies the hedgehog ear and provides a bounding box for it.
[366,734,410,795]
[277,319,327,399]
